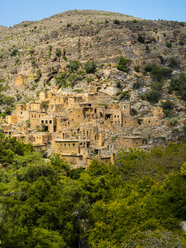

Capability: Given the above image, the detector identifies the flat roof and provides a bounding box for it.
[122,136,143,139]
[55,139,90,142]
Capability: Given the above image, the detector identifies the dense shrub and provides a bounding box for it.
[169,73,186,100]
[161,100,174,116]
[34,69,42,82]
[133,79,143,89]
[10,49,18,56]
[144,64,172,82]
[144,63,155,72]
[166,42,172,48]
[134,66,140,72]
[138,34,145,43]
[158,55,166,64]
[113,19,120,25]
[117,57,130,72]
[168,57,180,69]
[48,45,52,58]
[69,60,80,72]
[144,90,161,103]
[84,61,96,73]
[120,91,130,100]
[56,48,62,57]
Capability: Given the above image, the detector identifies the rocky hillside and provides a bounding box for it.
[0,10,185,140]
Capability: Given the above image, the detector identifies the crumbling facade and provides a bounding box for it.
[1,89,165,168]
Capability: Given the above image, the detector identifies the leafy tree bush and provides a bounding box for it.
[169,73,186,100]
[69,60,80,72]
[143,89,161,103]
[48,45,52,58]
[116,81,121,88]
[86,77,94,83]
[144,63,155,72]
[11,49,19,56]
[161,100,174,116]
[158,55,166,64]
[84,60,96,73]
[168,57,180,69]
[34,69,42,82]
[145,45,150,53]
[117,57,130,72]
[133,80,142,89]
[56,48,62,57]
[40,101,49,111]
[144,64,172,82]
[120,91,130,100]
[138,34,145,43]
[134,66,140,72]
[0,134,186,248]
[113,19,120,25]
[166,42,172,48]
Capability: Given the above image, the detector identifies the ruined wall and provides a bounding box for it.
[5,115,17,125]
[140,117,162,127]
[122,116,138,127]
[53,140,80,154]
[119,137,143,148]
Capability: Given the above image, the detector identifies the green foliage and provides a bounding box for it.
[179,40,184,46]
[145,45,150,53]
[144,63,155,72]
[0,92,15,117]
[179,22,184,27]
[161,100,174,116]
[168,57,180,69]
[84,60,96,73]
[117,56,130,72]
[144,64,172,82]
[86,77,94,83]
[169,73,186,101]
[55,71,69,88]
[133,79,143,89]
[34,69,42,82]
[69,60,80,72]
[143,89,161,103]
[166,42,172,48]
[40,101,49,111]
[48,45,52,58]
[11,49,19,56]
[143,63,173,103]
[150,65,172,82]
[113,19,120,25]
[0,135,185,247]
[120,91,130,100]
[138,34,145,43]
[56,48,62,57]
[159,55,166,64]
[134,66,140,72]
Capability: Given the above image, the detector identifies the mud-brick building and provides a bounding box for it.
[5,115,17,125]
[118,136,144,149]
[40,116,57,132]
[30,112,46,129]
[15,104,30,123]
[53,139,91,166]
[27,132,52,145]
